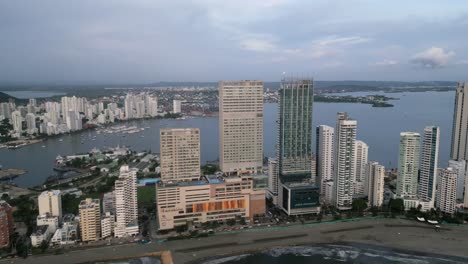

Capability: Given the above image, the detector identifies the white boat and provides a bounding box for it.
[42,145,46,148]
[417,217,425,222]
[59,139,63,142]
[427,220,438,225]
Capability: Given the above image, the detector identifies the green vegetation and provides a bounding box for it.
[62,193,82,215]
[201,164,219,175]
[351,198,367,216]
[389,198,405,215]
[314,95,394,107]
[0,119,13,143]
[6,195,38,235]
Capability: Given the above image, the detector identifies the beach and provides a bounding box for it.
[3,218,468,264]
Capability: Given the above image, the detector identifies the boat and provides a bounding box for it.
[59,139,63,142]
[417,217,425,222]
[427,220,438,225]
[42,145,46,148]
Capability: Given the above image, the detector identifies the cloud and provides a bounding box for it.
[308,35,371,59]
[375,59,399,66]
[240,38,276,52]
[456,60,468,65]
[410,47,455,68]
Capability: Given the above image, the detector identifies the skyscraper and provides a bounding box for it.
[267,158,279,203]
[396,132,420,199]
[316,125,334,199]
[26,113,37,135]
[160,128,201,182]
[448,159,466,201]
[79,198,101,242]
[451,82,468,161]
[354,140,368,198]
[366,161,385,207]
[11,110,22,135]
[418,126,440,203]
[277,78,313,181]
[38,190,62,219]
[173,100,182,114]
[219,80,263,175]
[0,201,13,248]
[276,77,319,215]
[114,166,138,237]
[333,112,357,210]
[436,168,458,214]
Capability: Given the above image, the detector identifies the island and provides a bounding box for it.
[314,94,396,107]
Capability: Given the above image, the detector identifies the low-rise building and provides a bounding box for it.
[30,225,49,247]
[36,214,59,234]
[157,175,265,230]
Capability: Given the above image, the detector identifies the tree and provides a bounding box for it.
[239,218,247,225]
[175,225,188,234]
[40,240,49,253]
[226,219,236,226]
[370,206,379,217]
[317,213,323,222]
[389,198,405,215]
[352,198,367,215]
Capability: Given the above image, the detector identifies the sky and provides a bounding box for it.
[0,0,467,83]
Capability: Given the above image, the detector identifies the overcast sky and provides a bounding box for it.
[1,0,467,83]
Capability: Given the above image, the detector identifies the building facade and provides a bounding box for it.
[448,159,466,201]
[316,125,334,200]
[333,112,357,210]
[418,126,440,204]
[157,175,265,230]
[396,132,420,199]
[366,162,385,207]
[114,166,139,237]
[267,158,279,204]
[436,168,458,214]
[160,128,201,182]
[451,82,468,161]
[219,80,263,175]
[0,202,13,248]
[38,190,62,219]
[79,198,101,242]
[354,140,369,198]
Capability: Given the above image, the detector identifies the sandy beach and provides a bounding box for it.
[3,218,468,264]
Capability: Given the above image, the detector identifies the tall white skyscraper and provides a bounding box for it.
[354,140,369,198]
[114,166,138,237]
[25,113,37,135]
[173,100,182,114]
[316,125,334,199]
[124,94,134,119]
[366,161,385,207]
[418,126,440,203]
[11,110,22,135]
[333,112,357,210]
[38,190,62,219]
[396,132,420,199]
[160,128,201,182]
[448,160,466,200]
[451,82,468,161]
[436,168,458,214]
[219,80,263,175]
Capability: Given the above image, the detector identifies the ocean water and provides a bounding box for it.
[0,91,455,187]
[1,90,66,98]
[200,244,468,264]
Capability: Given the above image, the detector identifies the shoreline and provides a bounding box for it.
[2,218,468,264]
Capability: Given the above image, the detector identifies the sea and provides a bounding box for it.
[0,91,455,187]
[198,243,468,264]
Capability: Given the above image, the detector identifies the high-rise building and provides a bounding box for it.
[316,125,334,199]
[160,128,200,182]
[333,112,357,210]
[448,160,466,200]
[26,113,37,135]
[366,162,385,207]
[396,132,420,199]
[436,168,458,214]
[38,190,62,219]
[219,80,263,175]
[102,191,116,215]
[173,100,182,114]
[79,198,101,242]
[114,166,138,237]
[354,140,368,198]
[451,82,468,161]
[419,126,440,203]
[124,94,134,119]
[11,110,22,135]
[276,77,319,215]
[101,212,115,239]
[0,201,13,248]
[267,158,279,203]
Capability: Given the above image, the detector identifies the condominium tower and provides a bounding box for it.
[396,132,420,199]
[79,198,101,242]
[436,168,458,214]
[418,126,440,203]
[160,128,200,182]
[451,82,468,161]
[366,162,385,207]
[114,166,138,237]
[333,112,357,210]
[38,190,62,219]
[219,80,263,175]
[354,140,368,198]
[316,125,334,199]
